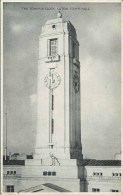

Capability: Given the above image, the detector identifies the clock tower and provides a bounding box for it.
[34,12,83,161]
[4,12,85,193]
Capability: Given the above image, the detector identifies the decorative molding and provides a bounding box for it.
[45,55,60,63]
[73,58,80,66]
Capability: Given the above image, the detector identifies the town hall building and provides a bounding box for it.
[3,12,121,193]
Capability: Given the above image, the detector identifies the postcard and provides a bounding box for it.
[1,0,122,194]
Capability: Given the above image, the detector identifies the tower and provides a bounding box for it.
[34,12,82,161]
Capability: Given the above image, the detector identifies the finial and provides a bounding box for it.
[57,11,62,18]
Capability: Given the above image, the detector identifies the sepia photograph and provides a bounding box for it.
[1,1,121,193]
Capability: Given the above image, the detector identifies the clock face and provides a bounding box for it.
[44,72,61,89]
[73,73,80,93]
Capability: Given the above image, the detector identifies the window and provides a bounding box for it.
[52,119,54,134]
[92,188,100,192]
[50,39,57,56]
[52,25,56,29]
[43,171,47,176]
[112,173,120,177]
[52,171,56,176]
[48,171,51,176]
[6,171,16,175]
[6,185,14,192]
[93,172,103,176]
[43,171,56,176]
[111,190,119,192]
[52,95,54,110]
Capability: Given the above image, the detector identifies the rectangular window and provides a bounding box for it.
[52,171,56,176]
[50,39,57,56]
[92,188,100,192]
[93,172,103,176]
[112,173,119,177]
[52,119,54,134]
[7,171,9,175]
[48,171,51,176]
[43,171,47,176]
[14,171,16,175]
[6,185,14,192]
[111,190,119,192]
[52,95,54,110]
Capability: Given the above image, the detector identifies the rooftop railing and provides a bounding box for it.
[86,176,121,181]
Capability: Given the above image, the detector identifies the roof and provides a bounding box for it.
[43,183,70,192]
[19,184,45,192]
[3,159,121,167]
[3,160,25,166]
[79,159,121,166]
[19,183,70,192]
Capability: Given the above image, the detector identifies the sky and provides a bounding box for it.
[3,2,121,160]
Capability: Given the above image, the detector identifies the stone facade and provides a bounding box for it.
[3,160,121,192]
[83,166,121,192]
[35,12,82,160]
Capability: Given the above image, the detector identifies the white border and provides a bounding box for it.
[1,0,3,194]
[1,0,122,194]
